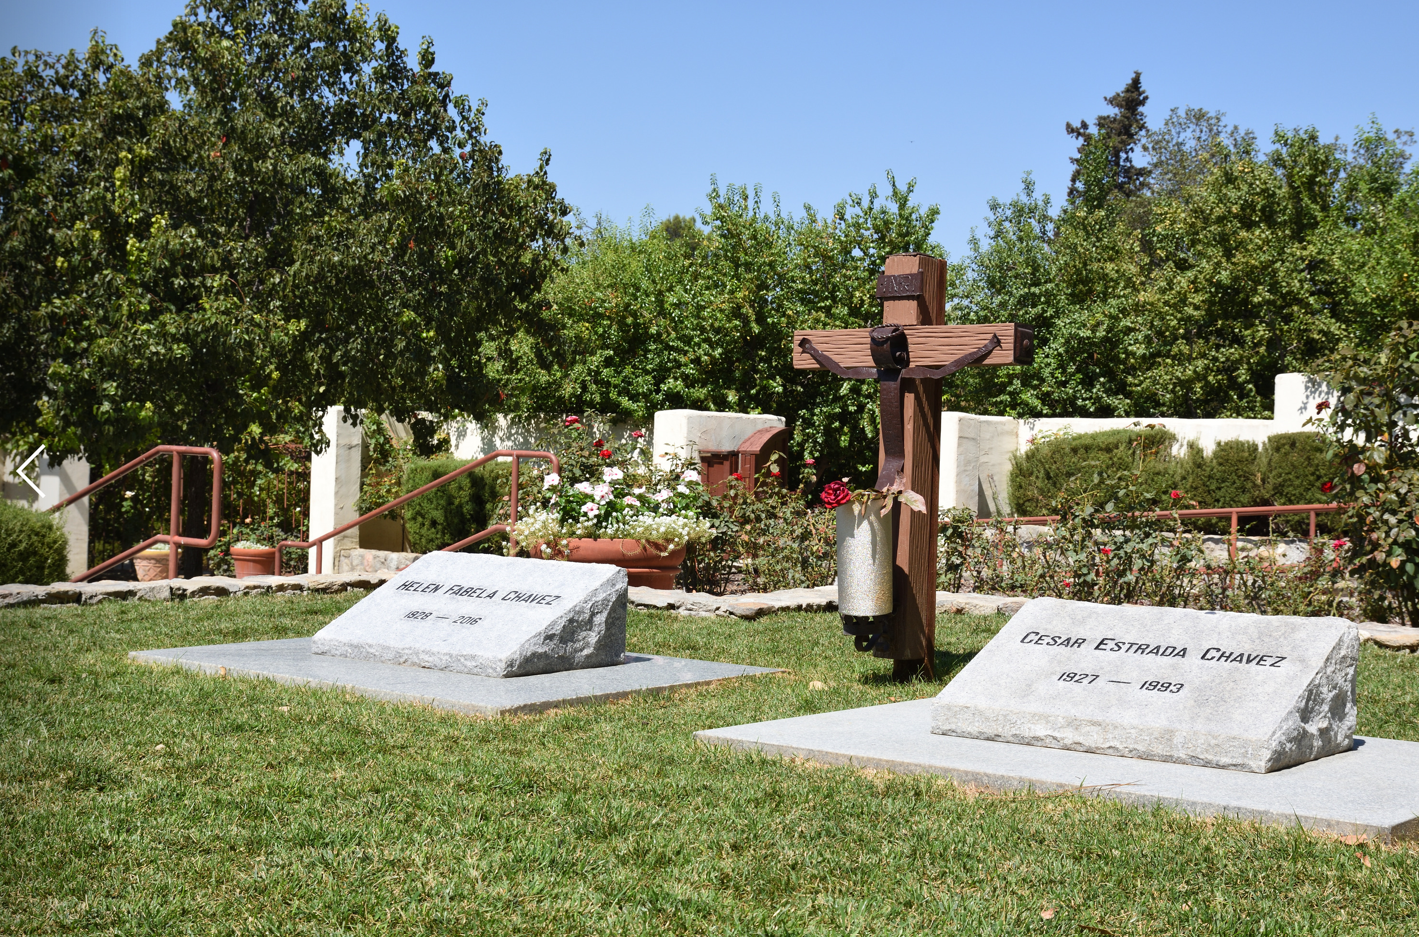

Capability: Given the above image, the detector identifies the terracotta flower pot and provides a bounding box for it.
[564,538,685,590]
[133,550,171,582]
[230,546,278,579]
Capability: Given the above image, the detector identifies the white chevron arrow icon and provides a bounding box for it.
[15,444,45,500]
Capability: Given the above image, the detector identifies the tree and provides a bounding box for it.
[1066,70,1151,201]
[484,172,943,486]
[949,118,1419,422]
[1143,106,1256,198]
[0,0,572,469]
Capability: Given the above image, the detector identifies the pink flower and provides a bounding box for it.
[564,415,580,425]
[1332,538,1348,549]
[581,502,599,517]
[623,496,641,507]
[631,430,645,439]
[804,458,816,465]
[820,480,851,509]
[1170,490,1181,499]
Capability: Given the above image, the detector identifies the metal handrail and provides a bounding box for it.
[277,449,559,575]
[966,502,1345,560]
[48,445,223,582]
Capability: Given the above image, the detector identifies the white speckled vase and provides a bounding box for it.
[836,501,894,616]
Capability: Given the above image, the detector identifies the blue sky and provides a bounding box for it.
[4,0,1416,260]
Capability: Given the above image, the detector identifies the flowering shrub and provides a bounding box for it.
[1323,320,1419,623]
[512,419,713,556]
[681,456,836,594]
[938,480,1351,617]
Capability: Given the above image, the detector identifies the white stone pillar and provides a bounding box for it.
[651,409,786,469]
[939,414,1019,518]
[308,407,364,573]
[1274,373,1336,432]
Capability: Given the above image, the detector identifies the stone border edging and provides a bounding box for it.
[627,586,1032,620]
[0,570,396,608]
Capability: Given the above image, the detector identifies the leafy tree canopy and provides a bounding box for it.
[950,112,1419,421]
[0,0,572,465]
[485,173,942,486]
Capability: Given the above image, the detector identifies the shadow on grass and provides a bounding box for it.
[853,648,979,688]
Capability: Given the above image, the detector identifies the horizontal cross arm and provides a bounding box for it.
[791,323,1033,370]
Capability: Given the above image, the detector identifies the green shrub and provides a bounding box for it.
[1176,439,1263,533]
[0,500,70,584]
[1258,432,1342,536]
[1008,426,1181,518]
[401,458,510,553]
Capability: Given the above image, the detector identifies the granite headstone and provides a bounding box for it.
[931,598,1358,773]
[311,552,626,678]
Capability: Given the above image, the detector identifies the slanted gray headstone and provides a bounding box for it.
[931,597,1358,773]
[311,552,626,678]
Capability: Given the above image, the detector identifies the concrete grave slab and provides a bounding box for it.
[931,598,1357,772]
[696,699,1419,842]
[131,637,777,716]
[311,552,626,677]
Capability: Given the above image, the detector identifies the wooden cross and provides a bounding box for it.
[793,253,1032,680]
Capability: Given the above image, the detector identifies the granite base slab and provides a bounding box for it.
[696,699,1419,841]
[131,638,777,715]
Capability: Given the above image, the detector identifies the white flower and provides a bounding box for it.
[574,481,595,496]
[632,486,646,494]
[623,496,641,507]
[593,483,613,502]
[652,489,672,502]
[676,484,690,495]
[543,472,561,490]
[581,502,600,517]
[681,469,701,483]
[602,467,624,482]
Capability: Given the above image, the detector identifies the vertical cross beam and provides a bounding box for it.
[876,254,946,679]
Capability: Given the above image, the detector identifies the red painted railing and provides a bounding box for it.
[277,449,558,575]
[48,445,223,582]
[968,503,1345,559]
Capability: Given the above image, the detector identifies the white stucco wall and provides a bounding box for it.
[308,407,364,571]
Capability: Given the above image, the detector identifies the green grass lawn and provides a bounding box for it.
[3,595,1419,936]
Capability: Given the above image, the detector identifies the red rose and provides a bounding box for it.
[1062,580,1072,588]
[1316,400,1332,413]
[820,480,852,508]
[1170,490,1181,499]
[804,458,816,465]
[564,415,580,425]
[600,449,612,459]
[631,430,645,438]
[1321,480,1335,494]
[1100,547,1112,556]
[731,472,743,480]
[594,439,605,447]
[770,470,781,477]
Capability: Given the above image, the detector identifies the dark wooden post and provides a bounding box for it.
[878,253,946,680]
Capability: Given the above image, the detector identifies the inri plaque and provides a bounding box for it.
[931,598,1358,772]
[311,552,627,678]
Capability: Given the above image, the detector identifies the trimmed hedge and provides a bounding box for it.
[1007,427,1339,536]
[402,458,511,553]
[1008,427,1181,518]
[1259,432,1342,535]
[0,500,70,584]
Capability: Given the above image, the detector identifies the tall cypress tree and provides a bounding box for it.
[1066,71,1151,201]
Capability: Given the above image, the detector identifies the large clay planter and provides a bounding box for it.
[133,550,171,582]
[565,538,685,590]
[230,546,278,579]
